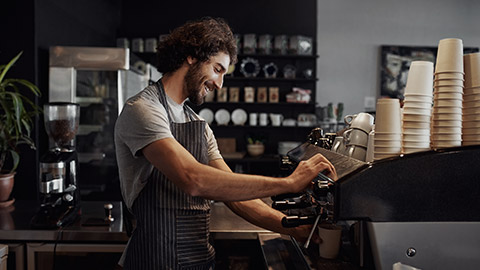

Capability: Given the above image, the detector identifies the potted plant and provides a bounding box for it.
[0,52,41,203]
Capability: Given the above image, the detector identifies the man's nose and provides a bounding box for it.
[214,74,224,89]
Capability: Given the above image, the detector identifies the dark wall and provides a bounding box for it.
[119,0,316,38]
[0,0,316,200]
[0,0,121,200]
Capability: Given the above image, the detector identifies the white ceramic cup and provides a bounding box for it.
[344,112,374,133]
[318,224,342,259]
[347,145,367,161]
[344,128,369,147]
[249,113,258,126]
[259,113,268,126]
[269,113,284,126]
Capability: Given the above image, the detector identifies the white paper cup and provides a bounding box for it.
[318,224,342,259]
[431,133,462,141]
[402,113,431,122]
[433,99,463,107]
[375,99,401,133]
[403,120,430,129]
[463,134,480,141]
[434,79,464,87]
[377,98,400,103]
[462,128,480,135]
[433,107,462,114]
[402,107,432,115]
[463,121,480,128]
[403,128,430,135]
[435,72,464,80]
[463,114,480,121]
[463,141,480,146]
[403,141,430,148]
[431,140,462,148]
[374,139,402,147]
[463,93,480,102]
[403,101,432,109]
[405,61,434,95]
[464,87,480,95]
[464,53,480,88]
[463,107,480,114]
[431,113,462,121]
[435,38,464,73]
[463,100,480,108]
[433,92,463,100]
[374,145,401,153]
[374,133,402,141]
[403,133,430,142]
[404,94,433,103]
[431,120,462,127]
[433,85,464,93]
[432,127,462,134]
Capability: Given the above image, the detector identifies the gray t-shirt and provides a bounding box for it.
[114,84,222,209]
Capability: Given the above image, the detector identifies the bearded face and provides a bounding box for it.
[184,61,208,105]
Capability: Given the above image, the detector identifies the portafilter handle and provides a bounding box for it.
[272,199,312,210]
[281,215,317,228]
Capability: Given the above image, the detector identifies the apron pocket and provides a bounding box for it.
[176,210,214,268]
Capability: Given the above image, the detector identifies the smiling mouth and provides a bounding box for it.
[204,84,211,93]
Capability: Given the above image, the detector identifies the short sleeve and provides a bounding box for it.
[205,123,222,161]
[116,95,173,157]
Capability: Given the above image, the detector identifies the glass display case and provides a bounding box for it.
[49,46,151,200]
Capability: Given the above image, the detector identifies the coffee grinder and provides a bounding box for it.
[32,102,81,228]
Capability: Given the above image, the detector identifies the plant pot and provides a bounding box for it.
[0,172,15,202]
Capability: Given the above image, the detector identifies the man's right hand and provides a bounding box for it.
[287,153,337,193]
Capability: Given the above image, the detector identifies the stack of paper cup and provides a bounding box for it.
[463,52,480,146]
[402,61,433,154]
[374,98,401,160]
[432,38,464,148]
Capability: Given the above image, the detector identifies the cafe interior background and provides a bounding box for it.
[1,0,480,203]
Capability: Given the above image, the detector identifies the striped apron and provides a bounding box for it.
[124,82,215,270]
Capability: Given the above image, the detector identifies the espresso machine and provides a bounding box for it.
[31,102,81,229]
[274,131,480,270]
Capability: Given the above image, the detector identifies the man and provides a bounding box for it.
[115,17,337,270]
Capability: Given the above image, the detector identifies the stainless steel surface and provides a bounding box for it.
[49,46,129,70]
[287,143,369,179]
[367,221,480,270]
[49,67,76,103]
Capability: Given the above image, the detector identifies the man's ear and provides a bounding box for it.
[186,56,198,65]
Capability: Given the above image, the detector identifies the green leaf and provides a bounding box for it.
[0,52,22,84]
[9,149,20,172]
[0,51,41,172]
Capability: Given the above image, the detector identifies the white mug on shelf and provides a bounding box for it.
[249,113,258,126]
[269,113,284,126]
[259,113,268,126]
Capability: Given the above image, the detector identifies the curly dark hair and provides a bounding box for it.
[156,17,238,74]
